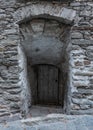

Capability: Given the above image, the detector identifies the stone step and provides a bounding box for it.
[0,114,93,130]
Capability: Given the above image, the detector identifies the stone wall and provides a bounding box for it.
[69,1,93,114]
[0,0,93,121]
[0,0,21,121]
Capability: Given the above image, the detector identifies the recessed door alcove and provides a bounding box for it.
[19,18,70,115]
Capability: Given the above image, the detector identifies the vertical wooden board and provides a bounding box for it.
[37,65,43,103]
[58,71,64,106]
[37,65,49,104]
[48,66,58,105]
[28,64,38,105]
[47,66,53,104]
[53,67,59,104]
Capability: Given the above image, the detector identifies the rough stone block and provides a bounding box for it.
[71,32,83,39]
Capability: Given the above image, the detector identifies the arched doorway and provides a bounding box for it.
[19,18,70,115]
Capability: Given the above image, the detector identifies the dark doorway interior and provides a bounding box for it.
[28,62,64,107]
[35,65,59,105]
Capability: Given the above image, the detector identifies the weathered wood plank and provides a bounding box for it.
[48,66,58,105]
[37,65,49,104]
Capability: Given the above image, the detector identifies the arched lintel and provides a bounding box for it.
[13,3,76,25]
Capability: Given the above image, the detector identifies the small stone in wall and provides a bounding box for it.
[80,104,91,110]
[86,47,93,60]
[90,19,93,25]
[88,95,93,100]
[80,10,91,17]
[71,32,83,39]
[84,60,91,65]
[0,14,6,19]
[72,104,80,110]
[31,20,44,33]
[74,61,83,66]
[0,9,5,13]
[10,103,20,109]
[0,35,6,40]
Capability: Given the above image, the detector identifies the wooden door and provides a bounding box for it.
[37,65,59,105]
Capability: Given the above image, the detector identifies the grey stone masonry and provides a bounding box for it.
[0,114,93,130]
[0,0,93,121]
[0,0,21,120]
[70,1,93,114]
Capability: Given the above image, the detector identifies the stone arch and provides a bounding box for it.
[14,3,76,24]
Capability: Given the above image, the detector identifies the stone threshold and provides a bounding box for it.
[0,114,93,130]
